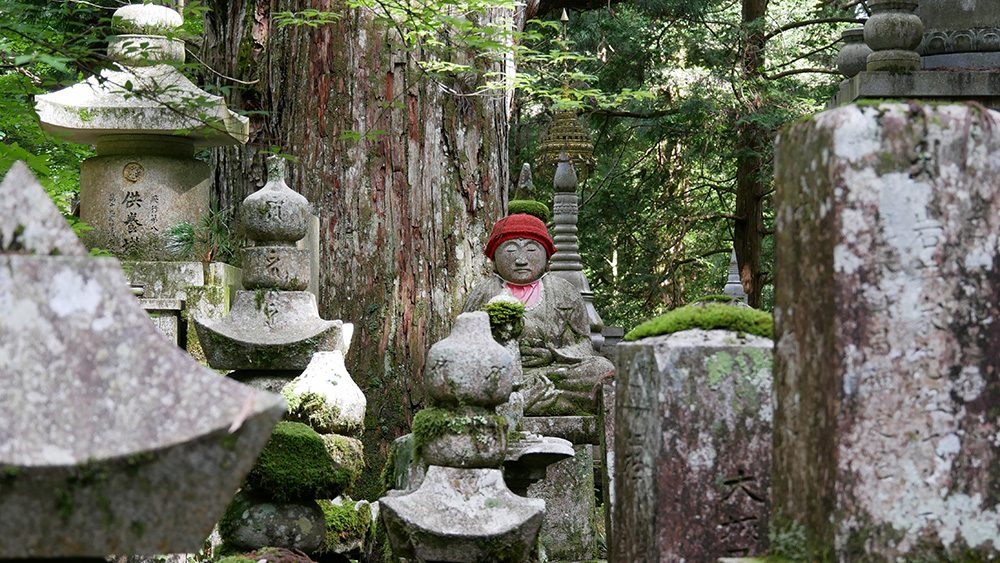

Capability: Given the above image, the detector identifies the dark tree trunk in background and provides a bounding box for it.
[735,0,768,308]
[200,0,509,498]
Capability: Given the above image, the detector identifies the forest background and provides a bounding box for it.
[0,0,860,499]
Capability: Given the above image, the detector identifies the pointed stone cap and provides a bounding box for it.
[553,151,578,193]
[0,161,86,256]
[0,164,285,557]
[240,156,310,243]
[723,250,748,302]
[518,163,533,193]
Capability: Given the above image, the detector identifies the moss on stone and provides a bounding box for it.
[322,433,365,488]
[507,200,551,222]
[485,300,526,326]
[218,490,252,544]
[411,407,507,454]
[625,302,774,341]
[216,557,257,563]
[379,438,399,496]
[282,389,344,432]
[485,300,526,342]
[245,421,356,501]
[695,293,744,304]
[316,497,372,554]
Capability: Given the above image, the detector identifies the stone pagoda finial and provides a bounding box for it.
[837,27,873,78]
[380,312,545,562]
[194,158,347,370]
[515,162,534,200]
[239,157,311,290]
[0,162,284,557]
[723,250,748,303]
[549,151,605,350]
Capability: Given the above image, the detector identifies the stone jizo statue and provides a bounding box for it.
[464,213,614,415]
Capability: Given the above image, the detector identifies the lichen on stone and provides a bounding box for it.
[625,302,774,341]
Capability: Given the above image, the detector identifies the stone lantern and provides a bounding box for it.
[35,2,248,258]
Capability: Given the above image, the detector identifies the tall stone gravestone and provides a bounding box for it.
[0,162,284,557]
[613,306,773,562]
[773,103,1000,559]
[195,157,368,558]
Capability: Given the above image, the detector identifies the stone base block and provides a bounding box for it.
[526,443,596,561]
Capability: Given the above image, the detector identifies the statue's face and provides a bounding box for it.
[494,238,547,284]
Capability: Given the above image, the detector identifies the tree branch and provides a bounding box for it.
[587,107,677,119]
[764,67,841,80]
[763,17,865,43]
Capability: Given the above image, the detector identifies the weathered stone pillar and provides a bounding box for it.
[614,315,773,562]
[380,312,545,562]
[773,102,1000,560]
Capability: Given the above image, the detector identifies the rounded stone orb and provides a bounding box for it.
[112,4,183,35]
[240,159,310,243]
[424,312,513,408]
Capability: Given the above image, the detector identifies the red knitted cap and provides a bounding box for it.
[485,213,556,259]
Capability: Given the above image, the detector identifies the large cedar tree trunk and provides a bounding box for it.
[734,0,768,307]
[201,0,509,497]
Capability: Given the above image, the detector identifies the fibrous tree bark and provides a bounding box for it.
[200,0,509,497]
[735,0,769,308]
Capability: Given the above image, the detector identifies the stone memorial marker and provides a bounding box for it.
[613,304,774,562]
[0,162,284,558]
[195,156,348,370]
[773,102,1000,559]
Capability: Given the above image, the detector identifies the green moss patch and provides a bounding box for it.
[485,300,525,325]
[625,303,773,341]
[317,497,372,554]
[411,408,506,453]
[695,293,744,304]
[507,200,551,222]
[245,421,360,501]
[485,300,526,342]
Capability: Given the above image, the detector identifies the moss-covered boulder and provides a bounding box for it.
[245,421,364,501]
[316,496,373,557]
[625,302,774,341]
[218,492,325,553]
